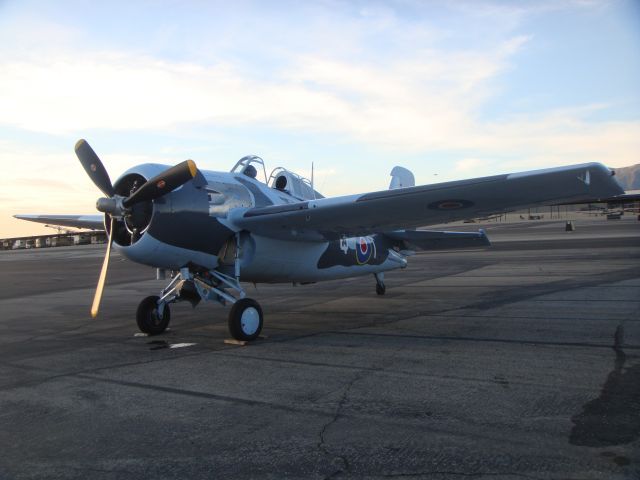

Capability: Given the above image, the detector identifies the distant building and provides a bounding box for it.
[0,231,107,251]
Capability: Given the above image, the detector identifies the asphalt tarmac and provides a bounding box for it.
[1,219,639,479]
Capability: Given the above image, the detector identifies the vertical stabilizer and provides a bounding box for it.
[389,166,415,189]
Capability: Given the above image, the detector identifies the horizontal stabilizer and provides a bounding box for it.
[385,229,490,251]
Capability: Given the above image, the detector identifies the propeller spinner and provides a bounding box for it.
[75,139,198,318]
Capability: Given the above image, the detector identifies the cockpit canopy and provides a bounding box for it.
[231,155,268,183]
[230,155,323,201]
[268,167,323,200]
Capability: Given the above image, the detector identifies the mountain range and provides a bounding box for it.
[613,163,640,191]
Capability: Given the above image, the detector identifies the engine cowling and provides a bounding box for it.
[108,164,235,270]
[107,172,153,246]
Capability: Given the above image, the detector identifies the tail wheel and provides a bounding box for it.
[228,298,263,341]
[136,295,170,335]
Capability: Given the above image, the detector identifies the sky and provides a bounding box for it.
[1,0,639,237]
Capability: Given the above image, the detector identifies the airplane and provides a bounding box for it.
[16,139,624,341]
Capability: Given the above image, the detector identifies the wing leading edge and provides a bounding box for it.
[232,162,623,241]
[13,214,105,230]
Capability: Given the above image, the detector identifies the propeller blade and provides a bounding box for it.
[75,139,115,197]
[90,217,114,318]
[123,159,197,208]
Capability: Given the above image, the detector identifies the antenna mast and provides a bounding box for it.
[311,161,315,199]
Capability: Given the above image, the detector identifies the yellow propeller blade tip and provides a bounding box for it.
[187,159,197,177]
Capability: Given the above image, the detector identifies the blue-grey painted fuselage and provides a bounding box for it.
[115,164,410,283]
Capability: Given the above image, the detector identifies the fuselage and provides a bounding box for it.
[111,163,407,283]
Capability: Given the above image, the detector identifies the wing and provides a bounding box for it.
[231,162,624,241]
[14,214,105,230]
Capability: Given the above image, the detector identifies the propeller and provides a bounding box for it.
[91,216,114,318]
[123,159,197,207]
[75,139,198,318]
[75,139,115,197]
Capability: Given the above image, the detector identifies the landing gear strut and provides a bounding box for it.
[374,272,386,296]
[189,268,263,340]
[141,250,264,341]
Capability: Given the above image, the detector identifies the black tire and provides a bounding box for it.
[228,298,263,341]
[376,283,386,296]
[136,295,170,335]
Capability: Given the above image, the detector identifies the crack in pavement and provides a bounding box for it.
[317,370,366,479]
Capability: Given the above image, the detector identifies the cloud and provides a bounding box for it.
[1,36,638,181]
[455,158,483,172]
[0,32,522,141]
[477,108,640,170]
[0,1,638,181]
[0,140,173,211]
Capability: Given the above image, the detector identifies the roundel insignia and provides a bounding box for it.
[356,236,373,264]
[90,164,97,172]
[157,179,166,189]
[427,199,474,210]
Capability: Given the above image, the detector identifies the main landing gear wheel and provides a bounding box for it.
[228,298,263,341]
[136,295,170,335]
